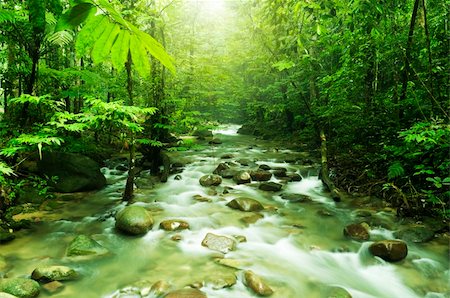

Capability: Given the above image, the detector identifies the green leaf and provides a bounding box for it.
[76,15,108,57]
[388,162,405,180]
[91,21,118,63]
[129,34,150,78]
[110,31,130,72]
[0,162,15,177]
[56,2,96,31]
[137,30,175,74]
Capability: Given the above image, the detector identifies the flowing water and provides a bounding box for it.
[1,125,449,298]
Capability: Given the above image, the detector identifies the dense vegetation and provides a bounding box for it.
[0,0,448,220]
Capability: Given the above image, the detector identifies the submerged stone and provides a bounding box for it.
[259,182,282,192]
[199,175,222,187]
[244,270,273,296]
[201,233,236,254]
[280,193,312,203]
[164,288,207,298]
[0,278,40,298]
[394,226,435,243]
[343,223,370,241]
[42,281,65,294]
[227,198,264,212]
[115,206,154,235]
[66,235,109,257]
[31,265,78,282]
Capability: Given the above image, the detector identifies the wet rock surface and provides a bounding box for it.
[164,288,207,298]
[201,233,236,253]
[115,206,154,235]
[369,240,408,262]
[0,278,40,298]
[226,198,264,212]
[31,265,78,282]
[199,175,222,187]
[343,223,370,241]
[244,270,273,296]
[259,182,282,192]
[66,235,109,257]
[159,220,189,231]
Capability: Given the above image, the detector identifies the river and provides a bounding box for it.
[1,124,449,297]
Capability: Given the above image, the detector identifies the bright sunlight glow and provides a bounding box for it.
[198,0,226,16]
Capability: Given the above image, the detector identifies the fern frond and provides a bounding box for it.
[0,9,16,23]
[47,30,74,46]
[0,162,15,177]
[388,162,405,180]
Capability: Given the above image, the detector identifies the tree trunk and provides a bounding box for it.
[123,139,136,202]
[319,129,344,202]
[399,0,420,107]
[125,51,133,106]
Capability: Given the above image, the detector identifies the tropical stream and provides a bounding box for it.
[1,125,449,298]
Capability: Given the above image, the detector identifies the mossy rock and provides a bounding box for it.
[0,278,40,298]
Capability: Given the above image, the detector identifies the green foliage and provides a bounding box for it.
[386,119,450,212]
[58,0,175,77]
[388,162,405,180]
[0,162,15,177]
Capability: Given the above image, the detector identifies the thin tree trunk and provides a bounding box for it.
[399,0,420,106]
[421,0,434,101]
[319,129,344,202]
[123,138,136,202]
[123,51,135,201]
[125,51,133,106]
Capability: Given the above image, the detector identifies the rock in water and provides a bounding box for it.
[325,286,352,298]
[164,288,207,298]
[226,198,264,212]
[233,171,251,184]
[259,182,282,192]
[0,278,40,298]
[66,235,109,257]
[37,152,106,193]
[393,226,435,243]
[199,175,222,187]
[280,193,312,203]
[31,266,78,282]
[369,240,408,262]
[250,170,272,181]
[115,206,154,235]
[201,233,236,253]
[42,281,65,294]
[244,270,273,296]
[343,223,370,241]
[0,292,19,298]
[159,220,189,231]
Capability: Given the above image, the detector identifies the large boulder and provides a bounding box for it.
[233,171,251,184]
[199,175,222,187]
[115,206,154,235]
[66,235,109,257]
[259,182,282,192]
[369,240,408,262]
[213,163,230,175]
[201,233,236,254]
[343,223,370,241]
[244,270,273,296]
[164,288,207,298]
[226,198,264,212]
[31,266,78,282]
[0,278,40,298]
[250,170,272,182]
[37,152,106,193]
